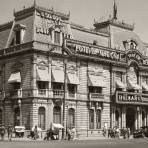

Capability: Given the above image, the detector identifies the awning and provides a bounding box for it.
[67,73,79,85]
[127,79,142,90]
[142,83,148,91]
[8,72,21,83]
[52,70,64,83]
[88,75,104,87]
[53,123,64,129]
[36,68,49,81]
[116,80,126,89]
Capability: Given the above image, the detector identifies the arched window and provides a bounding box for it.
[68,108,75,128]
[89,109,94,129]
[14,107,20,126]
[115,110,119,127]
[53,106,61,124]
[96,109,101,129]
[38,107,45,130]
[0,109,2,124]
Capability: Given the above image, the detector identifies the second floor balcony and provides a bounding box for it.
[53,89,64,98]
[9,89,22,98]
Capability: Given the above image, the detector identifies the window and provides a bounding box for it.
[54,31,60,44]
[89,109,94,129]
[37,81,48,89]
[53,106,61,124]
[96,110,101,129]
[89,86,102,94]
[38,107,45,130]
[68,84,75,94]
[116,71,122,81]
[13,82,21,90]
[68,108,75,128]
[0,109,2,125]
[16,30,21,44]
[52,82,63,90]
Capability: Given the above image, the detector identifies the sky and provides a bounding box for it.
[0,0,148,43]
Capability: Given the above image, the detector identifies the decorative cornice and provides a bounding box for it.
[71,23,109,37]
[94,19,134,31]
[0,21,13,32]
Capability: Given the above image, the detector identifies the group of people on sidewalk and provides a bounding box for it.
[0,124,13,141]
[103,125,130,139]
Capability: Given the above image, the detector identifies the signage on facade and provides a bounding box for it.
[116,92,148,105]
[36,10,62,35]
[67,42,148,66]
[118,94,142,102]
[74,44,125,61]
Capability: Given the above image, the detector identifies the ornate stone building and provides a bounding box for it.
[0,2,148,138]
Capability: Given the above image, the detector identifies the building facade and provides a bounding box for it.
[0,2,148,137]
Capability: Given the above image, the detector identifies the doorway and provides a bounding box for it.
[126,108,135,133]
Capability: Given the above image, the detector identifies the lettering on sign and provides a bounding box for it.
[118,94,142,102]
[36,10,62,35]
[74,44,125,61]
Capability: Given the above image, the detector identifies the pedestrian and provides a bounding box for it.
[33,125,38,140]
[67,128,71,140]
[0,124,5,141]
[7,125,13,141]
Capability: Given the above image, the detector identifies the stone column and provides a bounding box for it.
[122,106,126,128]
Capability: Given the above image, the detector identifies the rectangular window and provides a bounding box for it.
[13,82,21,90]
[54,31,60,44]
[89,86,102,94]
[16,30,21,44]
[37,81,48,89]
[52,82,63,90]
[68,84,75,93]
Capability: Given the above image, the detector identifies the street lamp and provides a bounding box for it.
[18,99,22,126]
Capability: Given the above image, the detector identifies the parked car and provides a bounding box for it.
[133,126,148,138]
[15,126,25,138]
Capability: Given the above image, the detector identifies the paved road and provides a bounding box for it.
[0,138,148,148]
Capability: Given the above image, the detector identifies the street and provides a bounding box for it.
[0,138,148,148]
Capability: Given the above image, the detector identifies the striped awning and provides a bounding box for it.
[8,72,21,83]
[52,70,64,83]
[88,75,104,87]
[67,73,79,85]
[36,68,50,81]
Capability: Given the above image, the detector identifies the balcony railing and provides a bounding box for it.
[9,89,22,98]
[89,93,104,100]
[37,89,48,97]
[53,89,64,98]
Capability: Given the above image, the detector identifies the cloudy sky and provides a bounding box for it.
[0,0,148,42]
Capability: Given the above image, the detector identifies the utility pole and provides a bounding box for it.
[62,33,67,139]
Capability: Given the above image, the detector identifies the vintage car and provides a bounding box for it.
[15,126,25,138]
[133,126,148,138]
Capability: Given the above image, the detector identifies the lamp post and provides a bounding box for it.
[18,99,22,126]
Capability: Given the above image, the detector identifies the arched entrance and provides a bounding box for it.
[126,108,135,132]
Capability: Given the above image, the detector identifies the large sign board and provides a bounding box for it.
[116,91,148,105]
